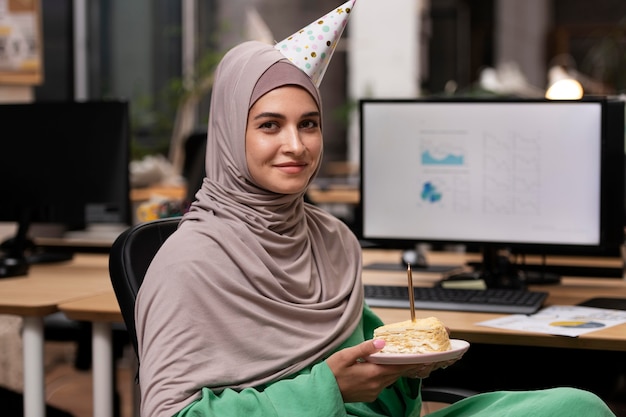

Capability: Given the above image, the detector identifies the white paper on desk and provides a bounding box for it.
[476,305,626,337]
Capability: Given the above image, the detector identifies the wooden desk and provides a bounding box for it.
[60,293,125,417]
[306,184,360,205]
[363,249,626,352]
[129,185,186,202]
[61,292,122,323]
[56,250,626,417]
[0,254,111,417]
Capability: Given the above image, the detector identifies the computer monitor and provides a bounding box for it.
[0,100,131,277]
[359,97,625,288]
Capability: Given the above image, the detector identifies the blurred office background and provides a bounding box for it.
[0,3,624,415]
[22,0,626,172]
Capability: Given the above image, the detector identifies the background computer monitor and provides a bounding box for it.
[359,97,625,288]
[0,100,131,276]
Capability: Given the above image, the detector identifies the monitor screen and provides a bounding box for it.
[359,98,625,287]
[0,100,131,276]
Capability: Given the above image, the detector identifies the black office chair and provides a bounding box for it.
[181,131,208,203]
[108,217,473,406]
[109,217,181,359]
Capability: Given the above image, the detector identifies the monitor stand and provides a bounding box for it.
[440,245,561,290]
[363,244,463,273]
[0,256,29,278]
[0,211,32,278]
[0,212,74,278]
[26,246,74,264]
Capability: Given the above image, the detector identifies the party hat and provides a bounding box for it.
[275,0,357,87]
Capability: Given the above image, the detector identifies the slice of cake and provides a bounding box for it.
[373,316,451,354]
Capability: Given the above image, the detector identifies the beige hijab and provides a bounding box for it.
[135,41,364,417]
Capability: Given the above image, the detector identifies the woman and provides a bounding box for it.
[134,40,616,417]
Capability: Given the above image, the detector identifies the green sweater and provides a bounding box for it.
[174,305,422,417]
[173,306,617,417]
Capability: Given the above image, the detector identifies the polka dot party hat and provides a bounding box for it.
[275,0,357,87]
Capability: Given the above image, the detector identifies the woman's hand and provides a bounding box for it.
[325,339,457,403]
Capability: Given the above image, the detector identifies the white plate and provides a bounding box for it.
[366,339,470,365]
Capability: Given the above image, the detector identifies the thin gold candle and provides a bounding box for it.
[407,263,416,322]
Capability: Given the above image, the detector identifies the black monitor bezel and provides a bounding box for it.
[0,100,132,228]
[358,97,625,258]
[0,100,132,274]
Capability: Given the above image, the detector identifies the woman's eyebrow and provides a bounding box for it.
[252,112,285,120]
[252,111,320,120]
[303,111,321,118]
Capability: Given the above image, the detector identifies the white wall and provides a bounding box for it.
[347,0,424,164]
[495,0,550,88]
[348,0,422,99]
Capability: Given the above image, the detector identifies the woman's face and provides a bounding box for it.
[245,85,322,194]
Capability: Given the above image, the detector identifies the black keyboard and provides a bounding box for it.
[364,285,548,314]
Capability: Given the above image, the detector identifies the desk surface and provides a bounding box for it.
[307,185,359,205]
[55,251,626,352]
[130,185,187,202]
[364,249,626,351]
[0,254,111,316]
[0,254,113,417]
[61,292,122,323]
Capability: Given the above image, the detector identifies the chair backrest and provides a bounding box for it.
[109,217,181,357]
